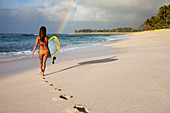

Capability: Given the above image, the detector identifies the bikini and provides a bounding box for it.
[40,43,47,46]
[39,43,49,54]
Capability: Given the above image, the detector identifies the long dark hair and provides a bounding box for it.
[39,26,46,41]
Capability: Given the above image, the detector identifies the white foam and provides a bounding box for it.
[60,43,103,52]
[0,50,39,62]
[0,56,26,62]
[0,50,31,55]
[105,34,133,41]
[0,34,133,62]
[0,50,39,56]
[60,34,133,52]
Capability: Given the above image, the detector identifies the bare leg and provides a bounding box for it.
[42,52,49,76]
[39,53,44,76]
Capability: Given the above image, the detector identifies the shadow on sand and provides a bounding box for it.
[45,56,118,76]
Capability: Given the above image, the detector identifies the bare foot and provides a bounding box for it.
[39,72,44,77]
[38,71,42,75]
[42,72,44,76]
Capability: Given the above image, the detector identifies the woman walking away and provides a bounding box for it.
[31,26,50,76]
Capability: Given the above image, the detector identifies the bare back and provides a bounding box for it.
[37,36,50,51]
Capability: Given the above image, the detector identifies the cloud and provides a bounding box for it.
[72,5,107,22]
[1,0,169,22]
[0,0,169,33]
[0,0,76,21]
[78,0,170,21]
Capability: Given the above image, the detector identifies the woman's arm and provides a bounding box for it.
[46,36,50,42]
[31,36,39,58]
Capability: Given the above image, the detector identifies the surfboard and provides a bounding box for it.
[48,36,60,58]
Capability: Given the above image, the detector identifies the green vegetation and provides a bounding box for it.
[75,5,170,33]
[140,5,170,30]
[74,27,137,33]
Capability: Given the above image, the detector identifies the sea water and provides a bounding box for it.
[0,33,132,62]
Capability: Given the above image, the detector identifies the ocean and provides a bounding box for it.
[0,33,132,63]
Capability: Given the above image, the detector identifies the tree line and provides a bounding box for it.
[75,5,170,33]
[75,27,138,33]
[139,5,170,30]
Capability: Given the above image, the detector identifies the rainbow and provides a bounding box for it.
[57,0,81,33]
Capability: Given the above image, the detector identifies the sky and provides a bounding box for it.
[0,0,169,33]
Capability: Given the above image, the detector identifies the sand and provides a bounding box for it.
[0,29,170,113]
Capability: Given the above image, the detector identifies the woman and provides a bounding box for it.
[31,26,50,76]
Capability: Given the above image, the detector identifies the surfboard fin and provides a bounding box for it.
[52,56,56,64]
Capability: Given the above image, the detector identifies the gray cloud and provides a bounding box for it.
[77,0,170,21]
[0,0,169,33]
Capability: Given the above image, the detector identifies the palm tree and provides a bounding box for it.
[166,5,170,26]
[144,19,150,26]
[157,5,170,26]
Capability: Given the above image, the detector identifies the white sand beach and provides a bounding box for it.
[0,29,170,113]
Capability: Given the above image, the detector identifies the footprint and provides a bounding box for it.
[42,76,47,79]
[60,94,73,100]
[52,95,73,101]
[54,88,62,91]
[50,84,55,86]
[74,105,89,113]
[45,80,48,83]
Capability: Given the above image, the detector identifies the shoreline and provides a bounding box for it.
[0,33,132,64]
[73,28,170,34]
[0,43,117,78]
[0,33,132,78]
[0,29,170,113]
[73,31,138,34]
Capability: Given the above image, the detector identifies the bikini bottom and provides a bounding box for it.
[39,50,49,54]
